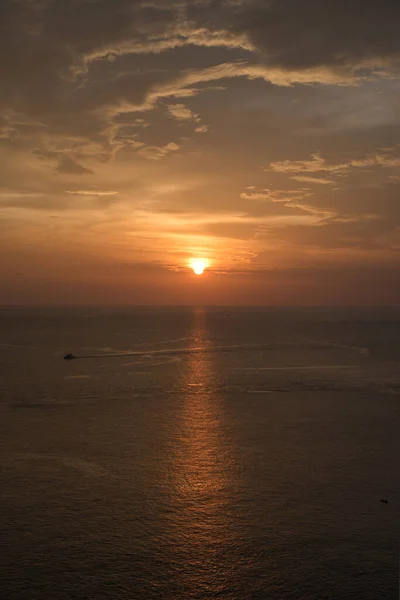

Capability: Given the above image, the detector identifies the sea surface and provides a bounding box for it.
[0,306,399,599]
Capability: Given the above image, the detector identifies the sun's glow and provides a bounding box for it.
[189,258,209,275]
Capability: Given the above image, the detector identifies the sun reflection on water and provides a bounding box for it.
[168,307,245,599]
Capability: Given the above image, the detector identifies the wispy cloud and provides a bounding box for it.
[65,190,119,196]
[167,104,200,122]
[268,152,400,175]
[195,125,210,133]
[291,176,335,185]
[138,142,180,160]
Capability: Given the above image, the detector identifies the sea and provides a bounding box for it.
[0,306,399,600]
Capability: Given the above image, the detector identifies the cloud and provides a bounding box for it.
[231,0,400,74]
[141,62,358,112]
[65,190,119,197]
[195,125,209,133]
[0,190,44,199]
[167,103,200,122]
[269,216,400,253]
[57,156,94,175]
[82,2,400,83]
[1,1,398,141]
[240,189,311,203]
[255,181,400,256]
[291,176,335,185]
[0,189,47,209]
[269,154,346,174]
[322,183,400,222]
[268,151,400,175]
[3,0,392,178]
[85,26,254,64]
[137,142,180,160]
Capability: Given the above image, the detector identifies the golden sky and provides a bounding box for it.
[1,0,400,304]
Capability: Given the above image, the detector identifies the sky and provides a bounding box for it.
[1,0,400,305]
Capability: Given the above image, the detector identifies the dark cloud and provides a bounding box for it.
[2,0,398,166]
[57,156,94,175]
[2,0,399,120]
[231,0,400,72]
[4,0,397,123]
[0,0,179,133]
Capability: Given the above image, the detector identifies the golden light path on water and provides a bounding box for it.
[167,308,248,599]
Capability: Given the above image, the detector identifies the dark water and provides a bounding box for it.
[0,306,399,599]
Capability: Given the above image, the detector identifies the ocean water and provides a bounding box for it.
[0,306,399,600]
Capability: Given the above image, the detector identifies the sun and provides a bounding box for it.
[189,258,208,275]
